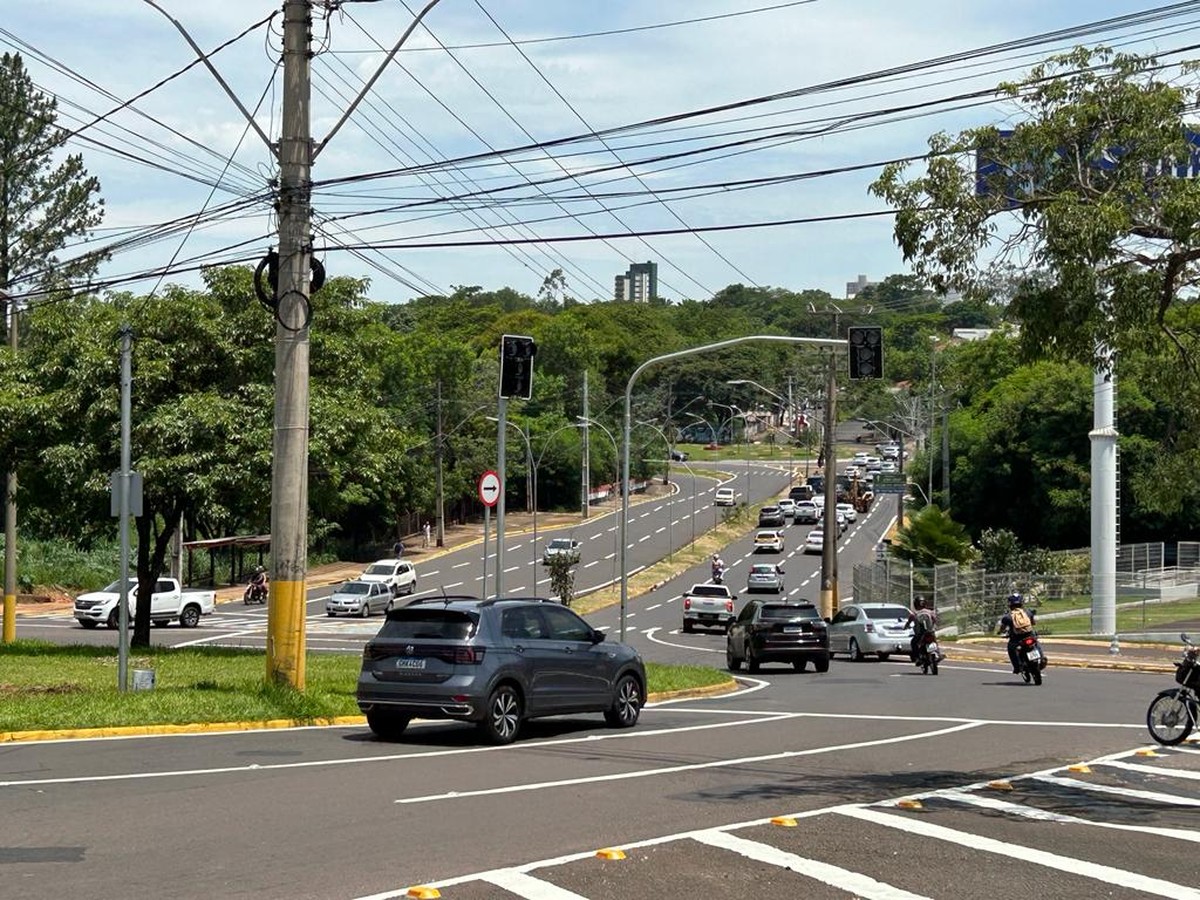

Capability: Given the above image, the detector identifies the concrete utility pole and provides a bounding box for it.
[581,372,590,519]
[819,352,838,619]
[2,287,16,644]
[435,380,445,547]
[117,325,134,691]
[267,0,314,689]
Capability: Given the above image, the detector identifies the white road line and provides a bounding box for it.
[423,570,439,577]
[655,526,666,534]
[1033,774,1200,806]
[646,604,661,611]
[583,561,599,569]
[638,535,651,542]
[588,533,604,541]
[504,565,521,573]
[482,871,587,899]
[394,723,982,805]
[692,831,929,900]
[1100,759,1200,780]
[939,790,1200,844]
[452,561,470,569]
[836,806,1200,899]
[644,627,722,654]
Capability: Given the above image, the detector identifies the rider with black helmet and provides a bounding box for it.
[998,592,1036,674]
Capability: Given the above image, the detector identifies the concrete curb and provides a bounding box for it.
[0,680,740,744]
[943,650,1174,674]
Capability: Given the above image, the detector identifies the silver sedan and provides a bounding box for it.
[827,602,912,661]
[326,580,393,617]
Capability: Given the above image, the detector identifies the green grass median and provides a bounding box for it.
[0,641,731,735]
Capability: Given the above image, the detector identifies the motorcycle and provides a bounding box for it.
[711,562,726,585]
[243,580,268,605]
[1146,633,1200,746]
[1013,631,1046,686]
[913,630,943,676]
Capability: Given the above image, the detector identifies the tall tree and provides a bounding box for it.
[0,52,105,303]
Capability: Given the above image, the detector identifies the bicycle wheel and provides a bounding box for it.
[1146,689,1196,746]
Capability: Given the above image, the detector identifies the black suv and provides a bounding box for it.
[356,597,646,745]
[758,505,786,527]
[726,600,830,673]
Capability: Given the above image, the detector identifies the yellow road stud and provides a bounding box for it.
[986,780,1014,791]
[406,888,440,899]
[770,816,798,827]
[1135,748,1161,757]
[596,848,626,860]
[896,799,923,809]
[1067,764,1092,773]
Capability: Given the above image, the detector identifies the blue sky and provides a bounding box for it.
[6,0,1197,303]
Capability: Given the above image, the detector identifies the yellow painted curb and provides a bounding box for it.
[648,678,739,703]
[0,715,367,744]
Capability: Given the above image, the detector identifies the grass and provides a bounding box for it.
[1038,596,1200,636]
[0,641,731,734]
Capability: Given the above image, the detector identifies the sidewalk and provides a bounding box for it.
[945,636,1179,673]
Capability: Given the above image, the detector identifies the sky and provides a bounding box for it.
[6,0,1199,304]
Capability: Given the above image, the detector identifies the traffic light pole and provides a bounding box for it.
[267,0,313,689]
[495,396,507,599]
[819,353,838,620]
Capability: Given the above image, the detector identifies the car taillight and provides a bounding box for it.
[864,622,875,633]
[363,645,385,661]
[725,600,734,612]
[451,647,485,665]
[683,598,691,610]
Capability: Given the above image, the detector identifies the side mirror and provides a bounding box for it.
[824,617,832,624]
[590,629,606,644]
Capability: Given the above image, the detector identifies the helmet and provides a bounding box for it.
[256,565,265,575]
[914,596,928,610]
[1007,592,1024,609]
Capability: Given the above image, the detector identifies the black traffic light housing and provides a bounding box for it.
[847,325,883,380]
[499,334,537,399]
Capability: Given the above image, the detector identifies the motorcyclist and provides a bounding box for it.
[997,592,1036,673]
[249,565,269,602]
[905,596,938,662]
[711,554,726,584]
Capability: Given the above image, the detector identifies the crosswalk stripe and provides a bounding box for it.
[939,790,1200,843]
[1033,774,1200,806]
[1101,760,1200,780]
[835,806,1200,899]
[693,830,929,900]
[482,870,589,898]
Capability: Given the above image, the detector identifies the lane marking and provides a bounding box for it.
[644,626,723,654]
[940,790,1200,844]
[482,871,588,899]
[452,561,470,569]
[394,723,982,805]
[1099,760,1200,780]
[692,831,929,900]
[835,806,1200,899]
[1032,774,1200,806]
[583,561,599,569]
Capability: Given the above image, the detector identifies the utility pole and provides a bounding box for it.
[116,325,134,691]
[267,0,314,689]
[2,287,15,644]
[435,380,445,547]
[581,372,590,519]
[942,406,950,510]
[819,351,838,619]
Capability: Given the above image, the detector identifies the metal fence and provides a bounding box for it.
[1117,542,1163,573]
[1179,541,1200,571]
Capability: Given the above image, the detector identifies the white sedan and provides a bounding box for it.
[836,502,858,523]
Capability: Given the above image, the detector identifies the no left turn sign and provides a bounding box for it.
[478,470,501,508]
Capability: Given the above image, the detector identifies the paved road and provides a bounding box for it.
[0,658,1188,899]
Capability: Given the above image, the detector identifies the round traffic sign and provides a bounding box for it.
[478,470,501,508]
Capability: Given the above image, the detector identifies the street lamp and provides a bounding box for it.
[487,417,534,583]
[728,378,791,480]
[710,401,750,505]
[635,419,692,558]
[578,416,622,588]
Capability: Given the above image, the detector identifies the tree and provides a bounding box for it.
[546,554,575,607]
[871,47,1200,375]
[890,504,979,567]
[0,52,105,303]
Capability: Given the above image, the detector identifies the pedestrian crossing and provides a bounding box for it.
[369,740,1200,900]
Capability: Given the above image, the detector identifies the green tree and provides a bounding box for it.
[890,504,979,567]
[0,52,105,300]
[546,553,575,607]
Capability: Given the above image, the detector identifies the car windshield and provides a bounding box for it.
[101,579,135,593]
[339,582,370,595]
[691,585,728,597]
[762,604,819,619]
[548,539,573,550]
[378,610,478,640]
[364,564,395,576]
[865,607,910,620]
[749,564,777,574]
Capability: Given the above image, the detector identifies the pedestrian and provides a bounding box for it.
[422,521,431,548]
[392,538,404,559]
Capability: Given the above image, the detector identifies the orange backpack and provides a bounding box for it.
[1009,607,1033,633]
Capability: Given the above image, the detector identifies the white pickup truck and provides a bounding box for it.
[73,577,217,629]
[682,583,737,633]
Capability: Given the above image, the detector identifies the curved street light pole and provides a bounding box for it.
[577,416,620,587]
[488,417,534,579]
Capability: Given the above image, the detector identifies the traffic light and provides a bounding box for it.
[499,334,537,399]
[847,325,883,380]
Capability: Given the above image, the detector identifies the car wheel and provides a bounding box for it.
[79,619,98,629]
[407,580,416,596]
[849,637,865,662]
[746,645,760,674]
[793,659,807,672]
[682,620,693,634]
[153,619,170,628]
[479,684,522,745]
[604,674,642,728]
[179,605,201,628]
[326,611,335,617]
[107,609,120,629]
[814,656,830,673]
[366,711,411,741]
[386,598,395,612]
[877,653,891,662]
[360,602,371,618]
[726,642,741,672]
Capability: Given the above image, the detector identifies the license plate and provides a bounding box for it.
[1026,648,1041,661]
[784,626,801,633]
[395,658,426,670]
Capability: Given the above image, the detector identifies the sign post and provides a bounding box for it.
[478,471,500,599]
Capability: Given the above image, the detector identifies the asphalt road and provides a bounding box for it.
[1,656,1190,898]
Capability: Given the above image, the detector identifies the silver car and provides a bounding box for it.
[326,580,394,617]
[827,602,912,661]
[746,562,785,593]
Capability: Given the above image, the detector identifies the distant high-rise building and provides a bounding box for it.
[614,261,658,302]
[846,274,878,298]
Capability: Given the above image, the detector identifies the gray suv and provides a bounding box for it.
[356,597,646,745]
